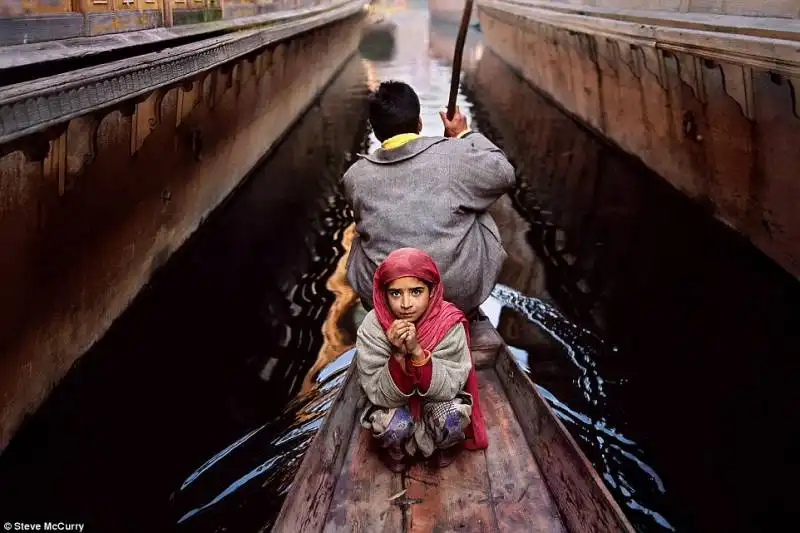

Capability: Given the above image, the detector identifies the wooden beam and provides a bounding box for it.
[272,368,362,533]
[478,0,800,78]
[481,370,567,532]
[322,426,404,533]
[485,0,800,40]
[0,1,361,70]
[494,349,635,533]
[0,0,366,145]
[470,319,503,369]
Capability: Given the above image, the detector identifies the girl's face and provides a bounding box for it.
[385,276,431,322]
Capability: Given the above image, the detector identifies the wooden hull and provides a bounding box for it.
[271,319,635,532]
[363,17,397,36]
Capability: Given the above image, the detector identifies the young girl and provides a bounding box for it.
[355,248,488,472]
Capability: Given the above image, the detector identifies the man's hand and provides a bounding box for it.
[440,106,469,138]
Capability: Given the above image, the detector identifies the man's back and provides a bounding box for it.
[343,132,515,312]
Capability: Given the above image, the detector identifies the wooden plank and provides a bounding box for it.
[322,425,404,533]
[0,0,72,16]
[1,2,362,91]
[687,0,799,19]
[403,448,497,533]
[271,367,362,533]
[0,0,350,65]
[470,319,502,369]
[479,0,800,77]
[85,10,163,37]
[479,369,566,533]
[495,348,636,533]
[493,0,800,40]
[0,13,84,47]
[0,1,367,144]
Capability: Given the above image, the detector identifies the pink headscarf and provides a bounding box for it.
[372,248,488,450]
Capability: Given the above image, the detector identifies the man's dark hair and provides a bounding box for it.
[368,81,420,142]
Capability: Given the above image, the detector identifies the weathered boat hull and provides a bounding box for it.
[477,0,800,280]
[360,18,398,60]
[271,318,635,532]
[0,0,368,452]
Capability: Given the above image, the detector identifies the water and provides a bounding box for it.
[462,36,800,533]
[1,4,798,533]
[364,8,680,530]
[0,55,369,532]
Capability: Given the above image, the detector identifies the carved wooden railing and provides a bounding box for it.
[0,0,334,46]
[0,0,365,156]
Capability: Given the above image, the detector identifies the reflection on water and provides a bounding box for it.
[174,351,355,531]
[0,56,368,532]
[363,9,479,151]
[427,18,484,70]
[364,9,678,530]
[487,286,674,532]
[0,5,796,533]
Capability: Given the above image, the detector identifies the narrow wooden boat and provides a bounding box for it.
[271,318,636,532]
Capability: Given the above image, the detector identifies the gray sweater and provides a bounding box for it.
[342,133,516,312]
[355,310,471,408]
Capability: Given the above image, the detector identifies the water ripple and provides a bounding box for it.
[488,285,674,531]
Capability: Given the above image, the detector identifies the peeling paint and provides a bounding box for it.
[719,63,755,120]
[480,5,800,284]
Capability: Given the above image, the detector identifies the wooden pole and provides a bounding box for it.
[163,0,174,27]
[446,0,474,120]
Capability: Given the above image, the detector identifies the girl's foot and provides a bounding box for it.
[435,446,460,468]
[381,449,408,473]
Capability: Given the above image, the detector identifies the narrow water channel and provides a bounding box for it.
[0,5,797,533]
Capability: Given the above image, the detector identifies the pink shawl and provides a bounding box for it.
[372,248,488,450]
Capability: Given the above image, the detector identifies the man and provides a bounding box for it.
[342,80,516,316]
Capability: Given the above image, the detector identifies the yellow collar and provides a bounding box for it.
[381,133,419,150]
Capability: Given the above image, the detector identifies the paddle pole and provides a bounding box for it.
[446,0,474,120]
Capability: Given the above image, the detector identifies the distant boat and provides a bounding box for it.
[428,0,480,27]
[360,11,397,61]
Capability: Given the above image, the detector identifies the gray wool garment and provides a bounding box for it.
[355,310,472,409]
[341,132,516,312]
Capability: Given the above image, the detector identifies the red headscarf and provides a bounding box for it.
[372,248,488,450]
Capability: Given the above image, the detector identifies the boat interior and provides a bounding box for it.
[272,320,633,533]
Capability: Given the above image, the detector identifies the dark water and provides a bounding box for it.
[463,41,800,533]
[1,6,799,533]
[0,55,368,532]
